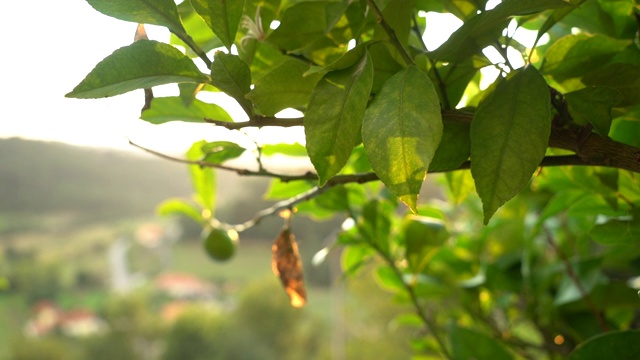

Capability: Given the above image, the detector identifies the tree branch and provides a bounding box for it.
[366,0,414,66]
[205,116,304,130]
[202,110,640,173]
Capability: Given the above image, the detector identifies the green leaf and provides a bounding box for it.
[305,52,374,185]
[210,52,253,116]
[565,87,622,136]
[533,0,588,49]
[141,97,232,124]
[591,218,640,245]
[554,258,607,306]
[247,59,323,116]
[187,141,216,212]
[304,43,368,76]
[432,0,570,62]
[375,265,404,292]
[172,3,224,55]
[358,200,393,255]
[429,120,471,172]
[67,41,208,99]
[450,325,514,360]
[261,143,308,157]
[540,34,629,82]
[190,0,245,50]
[86,0,185,34]
[404,215,448,273]
[567,330,640,360]
[362,66,442,212]
[445,170,475,205]
[470,66,551,224]
[265,180,316,200]
[582,63,640,106]
[201,141,246,164]
[156,198,203,223]
[266,2,329,51]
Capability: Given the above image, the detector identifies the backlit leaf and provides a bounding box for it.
[141,96,232,124]
[590,218,640,245]
[305,52,374,185]
[190,0,245,50]
[247,59,323,116]
[541,34,629,82]
[432,0,570,62]
[66,40,208,99]
[86,0,185,34]
[201,141,246,164]
[156,198,203,223]
[187,141,216,212]
[362,66,442,212]
[470,65,551,223]
[210,52,253,116]
[272,228,307,308]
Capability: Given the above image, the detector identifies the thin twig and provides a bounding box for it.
[172,31,212,68]
[369,242,451,359]
[543,228,609,332]
[366,0,414,66]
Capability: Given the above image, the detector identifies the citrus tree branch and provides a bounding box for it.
[366,0,414,66]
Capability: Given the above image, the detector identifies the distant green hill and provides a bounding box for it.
[0,138,192,222]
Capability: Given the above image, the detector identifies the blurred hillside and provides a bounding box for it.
[0,138,192,223]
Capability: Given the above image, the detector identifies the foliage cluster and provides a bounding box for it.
[68,0,640,358]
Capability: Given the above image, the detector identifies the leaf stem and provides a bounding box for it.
[366,0,414,66]
[172,31,213,68]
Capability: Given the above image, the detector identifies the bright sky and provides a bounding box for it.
[2,1,535,156]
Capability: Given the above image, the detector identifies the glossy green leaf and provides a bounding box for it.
[86,0,185,34]
[210,52,253,116]
[304,43,368,76]
[305,52,374,185]
[567,330,640,360]
[541,34,629,81]
[66,40,208,99]
[261,143,308,157]
[201,141,246,164]
[470,66,551,224]
[190,0,244,50]
[187,141,216,212]
[432,0,570,62]
[362,66,442,212]
[141,96,232,124]
[450,325,514,360]
[247,59,323,116]
[582,63,640,106]
[156,198,203,223]
[565,86,622,136]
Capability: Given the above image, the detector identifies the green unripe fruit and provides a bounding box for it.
[203,228,237,262]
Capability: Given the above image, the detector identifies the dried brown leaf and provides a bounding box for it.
[272,228,306,308]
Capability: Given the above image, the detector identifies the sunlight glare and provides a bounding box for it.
[420,11,463,51]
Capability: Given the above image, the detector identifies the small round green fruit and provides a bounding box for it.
[203,228,237,262]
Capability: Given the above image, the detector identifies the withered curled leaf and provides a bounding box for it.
[272,228,306,308]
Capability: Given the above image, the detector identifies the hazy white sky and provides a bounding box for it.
[2,1,527,156]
